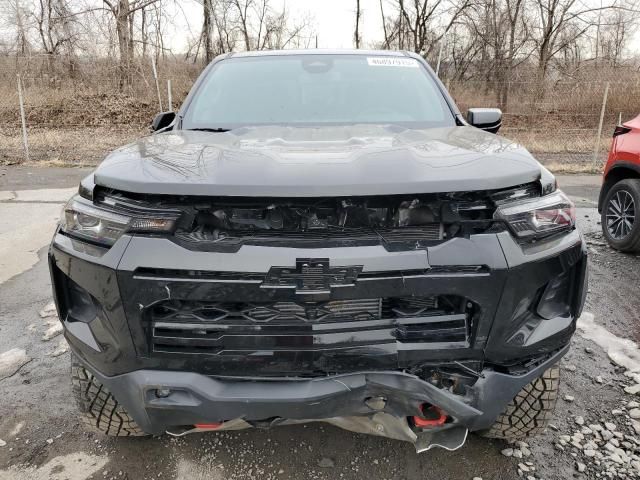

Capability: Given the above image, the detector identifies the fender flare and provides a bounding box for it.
[598,162,640,212]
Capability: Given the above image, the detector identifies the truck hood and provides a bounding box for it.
[93,125,543,196]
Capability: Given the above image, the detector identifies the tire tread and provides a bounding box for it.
[71,354,146,437]
[480,366,560,441]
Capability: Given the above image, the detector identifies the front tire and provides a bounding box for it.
[71,354,147,436]
[480,366,560,441]
[601,179,640,252]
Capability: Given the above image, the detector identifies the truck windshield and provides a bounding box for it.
[182,54,456,130]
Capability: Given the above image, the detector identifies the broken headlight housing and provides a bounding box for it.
[60,195,178,247]
[494,191,575,241]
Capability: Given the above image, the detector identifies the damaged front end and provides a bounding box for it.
[82,346,566,453]
[50,180,585,451]
[172,417,470,454]
[104,183,540,252]
[166,404,471,454]
[174,416,470,453]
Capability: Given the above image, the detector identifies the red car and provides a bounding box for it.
[599,115,640,251]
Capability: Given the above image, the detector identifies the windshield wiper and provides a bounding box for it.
[187,127,232,133]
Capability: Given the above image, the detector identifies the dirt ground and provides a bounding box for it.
[0,168,639,480]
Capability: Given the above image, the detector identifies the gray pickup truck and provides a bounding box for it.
[49,49,587,452]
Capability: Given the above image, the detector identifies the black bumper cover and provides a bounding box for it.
[49,229,587,436]
[80,344,567,436]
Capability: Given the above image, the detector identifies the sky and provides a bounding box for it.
[171,0,387,51]
[272,0,385,48]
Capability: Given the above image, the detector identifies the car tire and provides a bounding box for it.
[479,366,559,441]
[71,354,147,437]
[601,178,640,252]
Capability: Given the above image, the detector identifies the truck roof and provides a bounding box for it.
[226,49,413,59]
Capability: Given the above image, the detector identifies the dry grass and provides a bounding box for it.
[504,129,612,154]
[541,162,603,174]
[535,152,605,174]
[0,125,607,174]
[0,126,146,165]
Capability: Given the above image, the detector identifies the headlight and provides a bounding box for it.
[495,191,575,241]
[60,196,178,246]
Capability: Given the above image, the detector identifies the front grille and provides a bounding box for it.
[152,298,383,324]
[148,295,472,356]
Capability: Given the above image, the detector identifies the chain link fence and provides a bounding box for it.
[0,55,196,165]
[448,76,639,172]
[1,54,636,172]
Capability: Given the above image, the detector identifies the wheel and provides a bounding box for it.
[71,354,147,436]
[480,366,559,441]
[601,178,640,252]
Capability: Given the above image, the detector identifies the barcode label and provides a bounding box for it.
[366,57,419,68]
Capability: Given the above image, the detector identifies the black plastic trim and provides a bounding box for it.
[72,345,568,436]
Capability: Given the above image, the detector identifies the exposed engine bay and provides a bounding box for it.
[96,183,540,251]
[196,195,475,231]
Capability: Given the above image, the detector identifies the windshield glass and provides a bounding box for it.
[182,54,455,129]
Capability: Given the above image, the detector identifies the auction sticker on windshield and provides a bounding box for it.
[367,57,419,68]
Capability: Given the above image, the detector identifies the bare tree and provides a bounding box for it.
[225,0,312,51]
[467,0,530,107]
[102,0,162,87]
[34,0,70,55]
[231,0,253,50]
[530,0,620,90]
[31,0,81,76]
[597,7,638,66]
[202,0,213,62]
[4,0,31,56]
[354,0,361,48]
[260,8,312,49]
[213,1,239,53]
[381,0,473,57]
[447,23,485,82]
[140,5,148,57]
[379,0,390,47]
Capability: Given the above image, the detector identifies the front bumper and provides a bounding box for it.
[49,228,587,440]
[79,344,567,445]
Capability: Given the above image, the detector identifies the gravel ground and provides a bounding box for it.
[0,169,639,480]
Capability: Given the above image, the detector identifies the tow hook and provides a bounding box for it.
[194,423,223,430]
[412,404,448,429]
[166,423,223,437]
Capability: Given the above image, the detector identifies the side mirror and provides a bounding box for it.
[151,111,176,131]
[466,108,502,134]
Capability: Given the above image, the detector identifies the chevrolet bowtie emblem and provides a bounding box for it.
[261,258,362,297]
